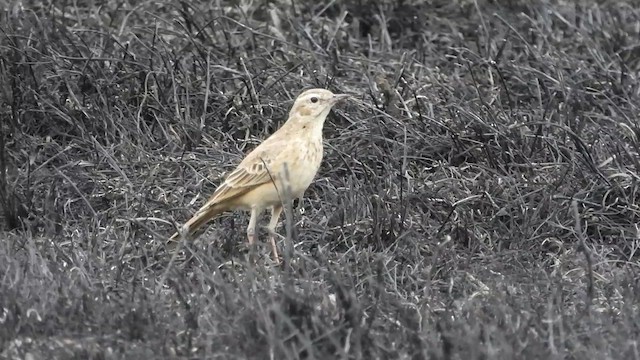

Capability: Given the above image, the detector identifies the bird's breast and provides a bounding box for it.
[278,137,323,198]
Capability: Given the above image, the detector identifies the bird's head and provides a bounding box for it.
[288,88,349,121]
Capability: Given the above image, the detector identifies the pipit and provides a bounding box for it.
[169,88,349,262]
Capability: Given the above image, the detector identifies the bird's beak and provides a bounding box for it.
[331,94,350,103]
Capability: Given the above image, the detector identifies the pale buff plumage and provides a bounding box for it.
[169,89,349,262]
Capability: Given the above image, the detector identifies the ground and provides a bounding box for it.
[1,0,639,359]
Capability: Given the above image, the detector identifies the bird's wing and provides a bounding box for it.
[192,144,283,215]
[212,157,275,202]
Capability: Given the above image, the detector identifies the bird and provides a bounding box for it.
[169,88,350,263]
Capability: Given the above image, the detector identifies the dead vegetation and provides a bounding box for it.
[1,1,639,359]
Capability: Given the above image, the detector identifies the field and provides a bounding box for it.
[1,0,639,359]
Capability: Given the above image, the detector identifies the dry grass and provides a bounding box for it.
[1,0,639,359]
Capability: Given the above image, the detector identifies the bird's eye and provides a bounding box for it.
[310,97,319,103]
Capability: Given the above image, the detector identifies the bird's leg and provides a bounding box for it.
[267,204,283,264]
[247,206,260,261]
[296,196,304,214]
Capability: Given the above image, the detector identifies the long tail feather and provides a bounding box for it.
[169,204,225,243]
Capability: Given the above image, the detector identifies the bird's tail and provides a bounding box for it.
[168,203,225,245]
